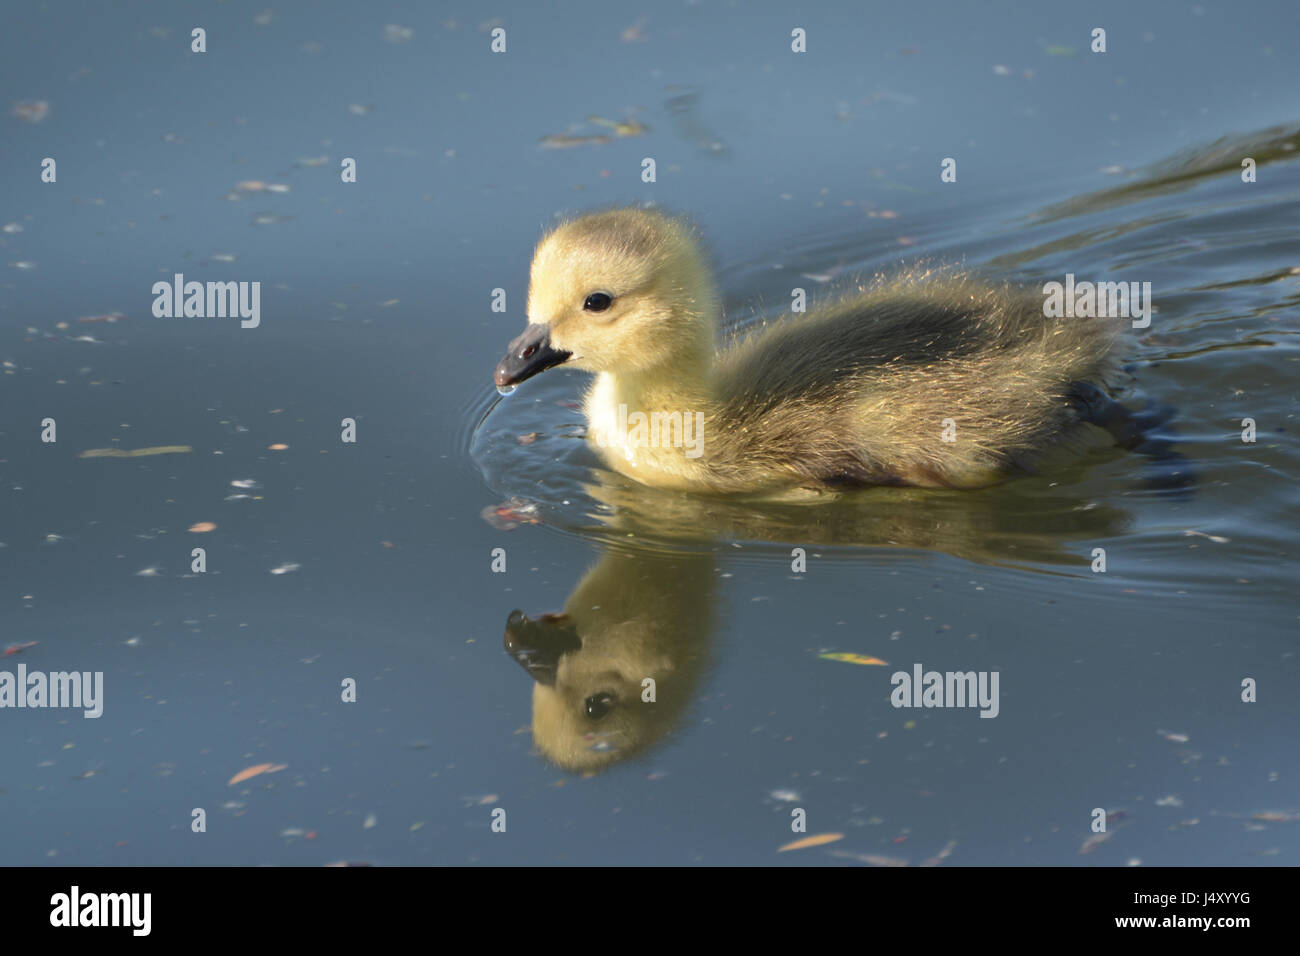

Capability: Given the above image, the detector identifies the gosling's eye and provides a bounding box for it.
[585,692,616,720]
[583,292,613,313]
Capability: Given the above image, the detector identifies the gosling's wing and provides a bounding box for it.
[708,277,1122,488]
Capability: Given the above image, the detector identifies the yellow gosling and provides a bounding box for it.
[494,207,1123,493]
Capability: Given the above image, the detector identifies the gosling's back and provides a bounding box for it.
[704,272,1122,490]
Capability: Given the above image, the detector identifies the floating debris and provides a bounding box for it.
[1079,831,1112,854]
[187,522,217,533]
[539,112,646,150]
[78,445,192,458]
[769,789,800,803]
[1251,810,1300,823]
[539,133,612,149]
[587,114,648,138]
[481,498,541,531]
[76,312,124,324]
[12,100,50,123]
[778,833,844,853]
[1080,810,1130,854]
[269,563,301,575]
[1183,529,1230,544]
[2,642,38,657]
[819,652,889,666]
[2,223,23,233]
[620,18,648,43]
[1158,729,1190,743]
[230,479,260,489]
[227,763,287,786]
[828,849,909,867]
[268,443,289,451]
[919,840,957,867]
[227,180,291,197]
[383,23,414,43]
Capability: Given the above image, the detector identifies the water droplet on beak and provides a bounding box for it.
[496,383,516,397]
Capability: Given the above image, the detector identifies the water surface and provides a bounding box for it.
[2,0,1297,865]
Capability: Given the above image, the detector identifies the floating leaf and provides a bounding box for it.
[78,445,192,458]
[828,849,908,867]
[1079,831,1111,854]
[227,762,287,786]
[778,832,844,853]
[819,652,888,666]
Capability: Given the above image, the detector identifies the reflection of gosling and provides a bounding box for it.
[503,549,713,772]
[494,208,1124,493]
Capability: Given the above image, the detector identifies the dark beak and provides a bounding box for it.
[503,610,582,686]
[494,324,572,388]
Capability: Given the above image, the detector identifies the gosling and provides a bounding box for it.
[493,207,1125,493]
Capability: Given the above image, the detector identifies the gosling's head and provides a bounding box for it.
[502,604,678,772]
[494,208,718,389]
[503,549,715,773]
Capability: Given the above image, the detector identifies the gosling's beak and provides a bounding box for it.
[503,610,582,686]
[494,324,572,388]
